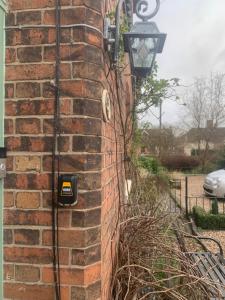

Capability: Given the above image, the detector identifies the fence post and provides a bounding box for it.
[185,176,188,217]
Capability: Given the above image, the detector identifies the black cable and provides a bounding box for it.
[51,0,61,299]
[55,0,62,297]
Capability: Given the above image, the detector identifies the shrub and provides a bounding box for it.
[192,206,225,229]
[138,156,161,174]
[161,155,200,171]
[211,199,219,215]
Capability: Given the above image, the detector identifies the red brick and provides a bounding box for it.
[43,154,101,172]
[6,156,13,172]
[59,248,70,265]
[72,62,104,81]
[72,208,101,227]
[5,136,53,152]
[4,173,51,190]
[16,192,40,209]
[5,84,14,98]
[60,118,101,135]
[71,244,101,266]
[4,192,14,208]
[42,266,84,285]
[5,137,21,151]
[4,229,13,244]
[44,44,102,64]
[5,101,17,116]
[14,229,40,245]
[42,229,85,248]
[71,281,101,300]
[4,209,51,226]
[73,136,101,153]
[4,119,13,134]
[73,98,102,118]
[43,117,102,135]
[78,173,101,190]
[10,0,70,10]
[5,48,16,63]
[16,82,40,98]
[16,118,41,134]
[60,80,83,98]
[43,227,100,249]
[17,11,42,25]
[6,64,55,81]
[15,156,41,172]
[73,27,102,48]
[58,136,70,152]
[84,263,101,285]
[76,191,102,209]
[17,46,42,63]
[4,283,54,300]
[4,247,52,264]
[6,29,22,46]
[21,28,56,45]
[15,265,40,282]
[57,210,71,228]
[6,13,15,26]
[60,63,71,79]
[72,0,102,12]
[58,8,102,31]
[42,263,101,286]
[4,264,15,281]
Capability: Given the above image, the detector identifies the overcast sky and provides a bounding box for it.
[143,0,225,126]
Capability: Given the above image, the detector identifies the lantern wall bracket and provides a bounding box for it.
[104,0,161,64]
[135,0,160,22]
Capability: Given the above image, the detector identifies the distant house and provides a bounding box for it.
[179,121,225,156]
[140,128,178,156]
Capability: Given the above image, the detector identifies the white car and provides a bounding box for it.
[203,169,225,198]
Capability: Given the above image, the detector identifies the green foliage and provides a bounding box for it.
[211,199,219,215]
[190,162,217,175]
[106,10,129,64]
[216,146,225,169]
[138,156,170,188]
[192,206,225,229]
[130,126,142,159]
[119,16,129,63]
[138,156,161,174]
[135,65,180,115]
[191,149,200,156]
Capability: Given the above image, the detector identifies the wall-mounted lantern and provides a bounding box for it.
[104,0,166,78]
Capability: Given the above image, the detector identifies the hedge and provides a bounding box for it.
[161,155,199,171]
[192,206,225,230]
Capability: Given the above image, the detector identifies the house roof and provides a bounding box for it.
[184,127,225,144]
[142,128,173,136]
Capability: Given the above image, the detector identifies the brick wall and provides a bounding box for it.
[4,0,133,299]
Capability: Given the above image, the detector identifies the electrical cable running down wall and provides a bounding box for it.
[51,0,62,299]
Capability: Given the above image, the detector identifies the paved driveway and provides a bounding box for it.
[170,173,225,253]
[170,173,225,214]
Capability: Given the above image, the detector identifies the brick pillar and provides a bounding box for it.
[4,1,133,299]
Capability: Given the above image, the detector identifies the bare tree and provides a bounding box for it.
[184,73,225,171]
[141,125,178,157]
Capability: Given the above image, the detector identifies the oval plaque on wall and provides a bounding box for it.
[102,89,112,123]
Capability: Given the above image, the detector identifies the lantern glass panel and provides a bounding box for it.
[130,37,157,68]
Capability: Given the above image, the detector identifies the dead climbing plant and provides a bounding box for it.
[111,174,221,300]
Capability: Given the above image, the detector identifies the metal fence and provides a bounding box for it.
[169,175,225,215]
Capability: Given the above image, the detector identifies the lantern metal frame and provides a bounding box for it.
[104,0,166,77]
[123,21,166,77]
